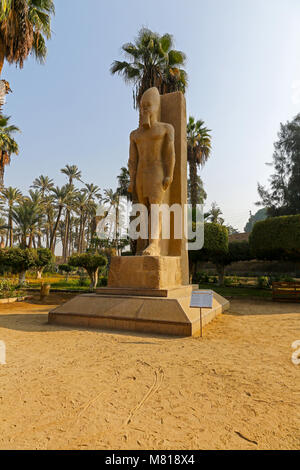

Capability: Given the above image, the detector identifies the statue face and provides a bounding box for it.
[140,88,160,129]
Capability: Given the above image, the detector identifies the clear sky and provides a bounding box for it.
[2,0,300,231]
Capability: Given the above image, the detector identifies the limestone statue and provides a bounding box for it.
[128,87,176,256]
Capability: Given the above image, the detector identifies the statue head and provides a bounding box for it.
[140,87,160,129]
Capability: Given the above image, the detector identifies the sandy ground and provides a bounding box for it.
[0,293,299,450]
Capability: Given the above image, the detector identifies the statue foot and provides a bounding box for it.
[143,243,160,256]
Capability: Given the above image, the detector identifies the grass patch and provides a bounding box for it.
[198,283,272,300]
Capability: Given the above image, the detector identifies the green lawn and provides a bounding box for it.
[198,283,272,300]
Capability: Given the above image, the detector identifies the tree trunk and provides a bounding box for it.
[62,209,70,262]
[50,206,62,253]
[0,153,5,189]
[189,155,198,212]
[0,37,5,77]
[89,268,99,289]
[9,213,13,247]
[216,264,225,286]
[19,271,26,285]
[37,269,43,279]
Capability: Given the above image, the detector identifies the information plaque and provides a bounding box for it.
[190,291,214,337]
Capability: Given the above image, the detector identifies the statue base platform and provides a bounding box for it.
[48,286,230,337]
[108,256,182,289]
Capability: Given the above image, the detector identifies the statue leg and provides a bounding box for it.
[143,194,163,256]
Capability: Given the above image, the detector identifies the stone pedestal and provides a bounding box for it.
[48,288,229,337]
[108,256,182,290]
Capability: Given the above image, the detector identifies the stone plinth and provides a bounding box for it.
[108,256,182,290]
[48,288,229,337]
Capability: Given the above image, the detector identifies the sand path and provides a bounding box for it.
[0,295,299,450]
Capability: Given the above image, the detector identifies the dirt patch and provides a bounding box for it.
[0,296,299,450]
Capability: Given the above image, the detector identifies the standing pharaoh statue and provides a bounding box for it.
[128,87,176,256]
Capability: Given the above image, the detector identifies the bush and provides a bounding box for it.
[0,247,38,284]
[0,280,22,299]
[250,215,300,261]
[68,252,107,289]
[195,271,210,284]
[256,276,270,289]
[58,263,73,281]
[97,275,108,287]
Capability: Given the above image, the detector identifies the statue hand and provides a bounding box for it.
[163,177,173,191]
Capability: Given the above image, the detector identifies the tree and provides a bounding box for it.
[68,252,107,289]
[187,117,211,210]
[58,263,72,281]
[49,185,69,253]
[257,114,300,216]
[205,202,224,225]
[60,165,82,261]
[0,115,20,187]
[210,241,251,285]
[35,246,52,278]
[249,215,300,261]
[0,186,22,246]
[117,166,131,198]
[0,0,55,75]
[11,198,42,248]
[189,223,228,284]
[0,246,37,284]
[111,27,187,108]
[187,176,207,205]
[244,208,267,233]
[31,174,54,197]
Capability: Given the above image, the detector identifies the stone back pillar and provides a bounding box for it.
[160,92,189,285]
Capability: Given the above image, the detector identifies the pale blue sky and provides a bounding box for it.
[2,0,300,230]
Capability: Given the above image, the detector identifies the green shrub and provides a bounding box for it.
[0,247,38,284]
[256,276,270,289]
[0,280,22,299]
[69,252,107,289]
[195,271,210,284]
[58,263,73,281]
[97,276,108,287]
[250,215,300,261]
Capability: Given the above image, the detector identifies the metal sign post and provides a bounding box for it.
[190,291,213,337]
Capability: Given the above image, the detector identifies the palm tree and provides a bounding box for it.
[12,198,42,248]
[0,0,55,76]
[117,166,131,199]
[60,165,82,260]
[75,190,89,253]
[0,185,22,246]
[60,164,82,185]
[31,174,54,197]
[187,116,212,210]
[206,202,224,225]
[111,27,187,108]
[31,175,54,247]
[49,185,69,253]
[0,115,20,187]
[103,188,122,254]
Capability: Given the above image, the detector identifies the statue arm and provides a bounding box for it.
[163,125,175,190]
[128,132,138,193]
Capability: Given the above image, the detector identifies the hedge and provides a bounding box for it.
[249,215,300,261]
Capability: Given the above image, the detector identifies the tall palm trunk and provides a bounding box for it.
[62,209,70,262]
[189,152,198,211]
[0,37,5,77]
[0,152,5,188]
[8,212,13,247]
[50,206,63,253]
